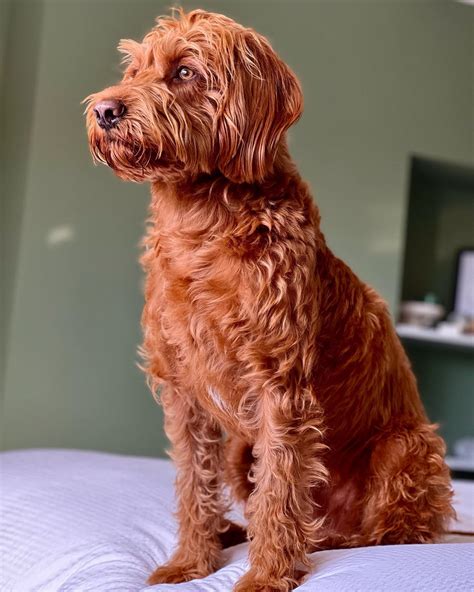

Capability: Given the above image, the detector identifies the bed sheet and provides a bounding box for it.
[1,449,473,592]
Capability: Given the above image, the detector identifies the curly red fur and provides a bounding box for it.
[85,9,454,592]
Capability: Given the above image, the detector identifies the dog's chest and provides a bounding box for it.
[206,385,232,417]
[147,225,251,412]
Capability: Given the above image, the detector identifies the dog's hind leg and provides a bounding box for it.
[359,424,454,546]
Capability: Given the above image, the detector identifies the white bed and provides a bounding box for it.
[1,449,473,592]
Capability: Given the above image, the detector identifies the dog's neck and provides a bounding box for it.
[152,141,302,205]
[148,141,324,260]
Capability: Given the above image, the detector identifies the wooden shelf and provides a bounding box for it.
[396,324,474,350]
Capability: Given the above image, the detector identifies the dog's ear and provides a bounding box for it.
[118,39,143,65]
[215,30,303,184]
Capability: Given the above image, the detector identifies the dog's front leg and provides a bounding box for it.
[148,385,226,585]
[235,385,327,592]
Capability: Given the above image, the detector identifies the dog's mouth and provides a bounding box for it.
[89,129,170,181]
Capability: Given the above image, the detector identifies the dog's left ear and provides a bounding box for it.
[215,30,303,184]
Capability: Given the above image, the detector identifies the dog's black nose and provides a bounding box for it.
[93,99,126,130]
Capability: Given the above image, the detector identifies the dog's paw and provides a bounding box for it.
[233,571,298,592]
[233,581,273,592]
[147,561,208,585]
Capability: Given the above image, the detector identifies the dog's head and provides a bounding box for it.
[85,9,302,183]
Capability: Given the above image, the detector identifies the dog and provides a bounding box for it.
[85,9,454,592]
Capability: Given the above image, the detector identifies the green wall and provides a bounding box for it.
[1,0,167,454]
[1,1,45,440]
[1,1,473,457]
[0,0,11,428]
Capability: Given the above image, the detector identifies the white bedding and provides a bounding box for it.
[0,449,473,592]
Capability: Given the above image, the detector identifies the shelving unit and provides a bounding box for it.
[398,155,474,459]
[396,324,474,350]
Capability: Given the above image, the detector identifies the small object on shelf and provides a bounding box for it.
[437,320,466,336]
[399,299,445,328]
[463,318,474,335]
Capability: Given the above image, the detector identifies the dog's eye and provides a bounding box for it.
[175,66,195,81]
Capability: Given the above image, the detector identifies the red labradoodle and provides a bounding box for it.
[85,9,454,592]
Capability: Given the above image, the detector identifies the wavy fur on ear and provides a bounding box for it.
[85,9,454,592]
[215,29,303,183]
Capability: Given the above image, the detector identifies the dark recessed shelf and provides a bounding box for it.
[398,155,474,454]
[400,155,474,312]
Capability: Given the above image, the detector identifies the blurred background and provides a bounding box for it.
[1,0,473,464]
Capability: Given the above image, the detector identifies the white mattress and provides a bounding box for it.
[1,449,473,592]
